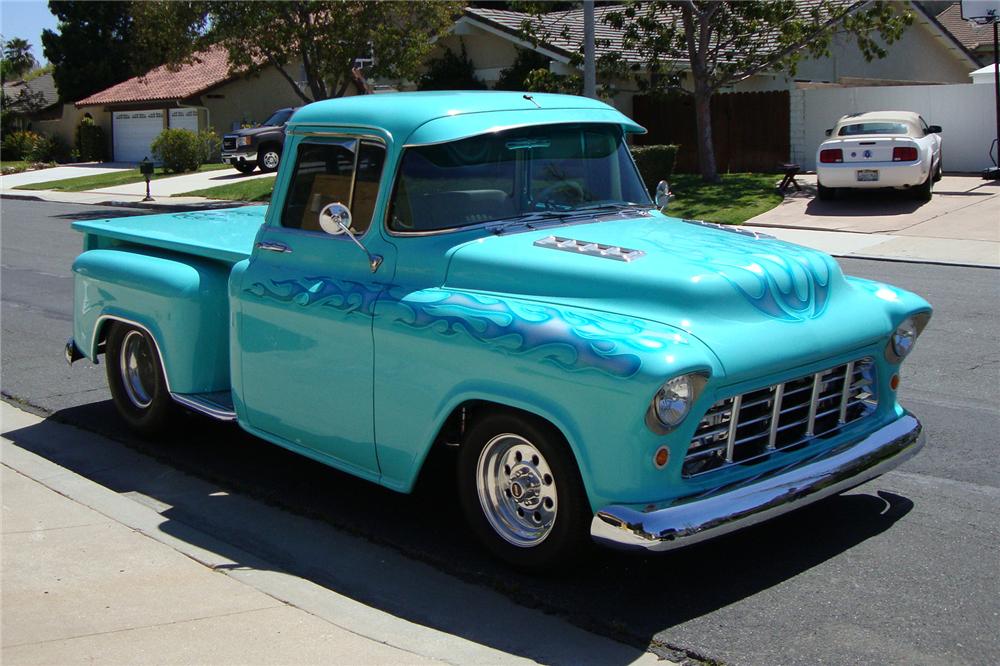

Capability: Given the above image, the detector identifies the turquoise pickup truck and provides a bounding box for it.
[67,92,930,569]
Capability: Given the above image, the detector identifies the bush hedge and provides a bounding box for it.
[150,128,221,173]
[75,117,107,162]
[1,130,72,163]
[631,144,680,197]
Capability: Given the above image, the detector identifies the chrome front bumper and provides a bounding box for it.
[222,150,256,163]
[591,413,923,551]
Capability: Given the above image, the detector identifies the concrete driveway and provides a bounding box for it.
[0,163,134,188]
[745,174,1000,266]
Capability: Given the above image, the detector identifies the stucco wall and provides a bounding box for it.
[33,104,112,158]
[200,65,314,134]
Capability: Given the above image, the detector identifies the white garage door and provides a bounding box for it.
[169,108,199,133]
[112,110,165,163]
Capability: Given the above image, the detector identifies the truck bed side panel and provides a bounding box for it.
[73,248,232,394]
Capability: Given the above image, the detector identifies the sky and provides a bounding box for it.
[1,0,58,65]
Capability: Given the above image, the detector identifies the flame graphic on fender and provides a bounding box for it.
[392,290,689,379]
[645,229,834,321]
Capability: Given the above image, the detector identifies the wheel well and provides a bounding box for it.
[413,399,576,490]
[258,142,281,155]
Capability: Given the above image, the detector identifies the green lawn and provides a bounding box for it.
[176,175,276,202]
[14,162,231,192]
[663,173,784,225]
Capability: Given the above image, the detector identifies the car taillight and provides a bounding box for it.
[892,146,918,162]
[819,149,843,163]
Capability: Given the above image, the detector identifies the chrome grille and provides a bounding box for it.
[682,357,878,477]
[223,136,237,151]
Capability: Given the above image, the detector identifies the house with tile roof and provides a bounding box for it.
[73,46,365,163]
[934,2,995,65]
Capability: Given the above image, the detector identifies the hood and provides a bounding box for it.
[444,213,894,382]
[226,125,281,138]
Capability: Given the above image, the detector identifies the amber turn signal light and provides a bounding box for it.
[654,446,670,469]
[890,374,900,390]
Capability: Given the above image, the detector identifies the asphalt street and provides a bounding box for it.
[2,198,999,665]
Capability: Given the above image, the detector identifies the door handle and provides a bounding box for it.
[256,241,292,253]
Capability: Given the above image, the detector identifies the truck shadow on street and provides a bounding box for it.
[4,402,914,663]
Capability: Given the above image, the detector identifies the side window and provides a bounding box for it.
[281,139,386,234]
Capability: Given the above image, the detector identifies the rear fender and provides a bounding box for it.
[73,249,232,394]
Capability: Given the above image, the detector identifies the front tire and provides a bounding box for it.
[257,146,281,173]
[233,161,256,174]
[457,411,590,570]
[105,323,175,436]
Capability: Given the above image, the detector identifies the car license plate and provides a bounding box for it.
[856,169,879,182]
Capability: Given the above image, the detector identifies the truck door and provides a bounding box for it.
[236,137,387,476]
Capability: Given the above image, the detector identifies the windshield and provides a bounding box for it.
[388,124,650,233]
[263,109,293,126]
[838,122,909,136]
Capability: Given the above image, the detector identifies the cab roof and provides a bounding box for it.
[287,91,645,146]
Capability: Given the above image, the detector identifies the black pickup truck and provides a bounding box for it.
[221,107,298,174]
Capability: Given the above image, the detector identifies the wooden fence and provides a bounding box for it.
[633,90,790,173]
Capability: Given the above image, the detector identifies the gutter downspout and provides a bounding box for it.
[175,101,211,134]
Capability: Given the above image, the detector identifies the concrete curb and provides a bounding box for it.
[1,192,255,212]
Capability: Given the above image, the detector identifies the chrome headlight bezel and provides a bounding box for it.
[645,372,709,435]
[885,311,931,364]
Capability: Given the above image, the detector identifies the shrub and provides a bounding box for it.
[1,130,43,161]
[27,134,73,163]
[75,117,107,162]
[631,144,680,197]
[418,40,486,91]
[199,129,221,164]
[495,49,550,91]
[150,128,204,172]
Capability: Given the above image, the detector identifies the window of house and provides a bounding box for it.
[281,139,386,235]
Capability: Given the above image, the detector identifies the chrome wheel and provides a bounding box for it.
[476,433,558,547]
[261,150,280,170]
[119,330,155,409]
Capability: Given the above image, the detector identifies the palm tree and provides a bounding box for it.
[3,38,39,80]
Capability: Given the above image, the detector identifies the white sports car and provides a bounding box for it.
[816,111,942,201]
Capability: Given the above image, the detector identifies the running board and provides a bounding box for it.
[172,391,237,422]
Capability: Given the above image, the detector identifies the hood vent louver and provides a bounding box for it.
[533,235,645,262]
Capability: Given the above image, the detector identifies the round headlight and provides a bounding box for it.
[653,375,693,427]
[892,317,918,359]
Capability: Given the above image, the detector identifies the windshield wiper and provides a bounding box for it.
[488,210,575,234]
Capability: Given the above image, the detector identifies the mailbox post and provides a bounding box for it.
[139,157,155,202]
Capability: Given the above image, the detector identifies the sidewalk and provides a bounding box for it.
[1,402,664,666]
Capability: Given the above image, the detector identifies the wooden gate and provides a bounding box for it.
[633,90,790,173]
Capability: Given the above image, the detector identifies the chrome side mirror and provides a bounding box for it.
[317,202,382,273]
[655,180,672,210]
[318,202,351,236]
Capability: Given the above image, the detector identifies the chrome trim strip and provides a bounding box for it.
[805,372,823,436]
[839,360,856,424]
[767,383,785,450]
[171,394,237,422]
[724,395,742,462]
[591,413,924,551]
[256,241,292,253]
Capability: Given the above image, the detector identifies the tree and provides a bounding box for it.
[2,38,38,80]
[602,1,913,182]
[418,41,487,91]
[41,1,138,102]
[131,1,461,104]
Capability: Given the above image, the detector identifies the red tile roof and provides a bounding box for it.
[76,46,234,107]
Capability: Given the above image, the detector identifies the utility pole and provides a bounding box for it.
[583,0,597,99]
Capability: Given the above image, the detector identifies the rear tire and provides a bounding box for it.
[817,183,835,201]
[457,411,590,571]
[913,170,933,202]
[105,323,175,437]
[933,158,943,182]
